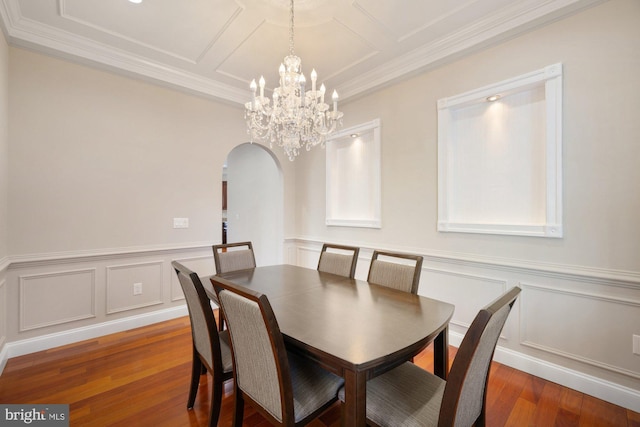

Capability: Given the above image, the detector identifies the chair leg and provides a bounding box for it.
[187,350,202,409]
[208,373,223,427]
[232,388,245,427]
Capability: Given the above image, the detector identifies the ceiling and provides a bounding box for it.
[0,0,603,105]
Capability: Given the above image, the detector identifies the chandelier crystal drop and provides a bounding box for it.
[244,0,343,161]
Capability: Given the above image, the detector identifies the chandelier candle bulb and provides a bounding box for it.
[259,76,265,99]
[279,63,285,86]
[311,69,317,92]
[250,79,257,109]
[332,90,338,112]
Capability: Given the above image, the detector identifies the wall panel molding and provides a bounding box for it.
[170,255,215,302]
[0,257,9,274]
[106,261,163,314]
[520,283,640,380]
[421,266,507,331]
[288,237,640,289]
[19,268,96,331]
[7,242,214,269]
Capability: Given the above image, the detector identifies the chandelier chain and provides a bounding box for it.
[289,0,295,55]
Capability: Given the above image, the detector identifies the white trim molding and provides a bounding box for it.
[0,305,188,375]
[448,331,640,413]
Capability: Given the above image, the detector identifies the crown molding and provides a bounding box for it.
[338,0,606,100]
[0,0,247,105]
[1,0,607,105]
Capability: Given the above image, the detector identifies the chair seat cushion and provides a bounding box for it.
[289,352,345,422]
[338,362,445,427]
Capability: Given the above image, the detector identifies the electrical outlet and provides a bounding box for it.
[633,335,640,356]
[133,282,142,296]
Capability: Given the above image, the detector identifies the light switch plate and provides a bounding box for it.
[173,218,189,228]
[633,335,640,356]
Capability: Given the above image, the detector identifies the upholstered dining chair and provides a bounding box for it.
[338,286,521,427]
[317,243,360,279]
[213,279,345,427]
[367,250,424,294]
[212,241,256,330]
[172,261,234,427]
[212,241,256,274]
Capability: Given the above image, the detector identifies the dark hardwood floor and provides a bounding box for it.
[1,315,638,426]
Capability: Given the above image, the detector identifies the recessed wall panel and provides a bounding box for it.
[0,278,6,347]
[19,269,96,331]
[170,256,215,302]
[420,267,506,330]
[106,261,163,314]
[521,284,640,378]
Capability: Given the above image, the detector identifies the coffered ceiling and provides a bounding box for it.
[0,0,603,105]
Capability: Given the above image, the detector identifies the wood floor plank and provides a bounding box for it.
[1,315,638,426]
[504,397,536,426]
[531,381,563,426]
[579,393,629,427]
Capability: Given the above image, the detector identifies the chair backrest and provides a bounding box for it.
[213,241,256,274]
[367,250,424,294]
[214,281,294,423]
[172,261,223,373]
[317,243,360,278]
[438,287,521,427]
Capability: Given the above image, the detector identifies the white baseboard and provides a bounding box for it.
[449,332,640,413]
[0,305,188,375]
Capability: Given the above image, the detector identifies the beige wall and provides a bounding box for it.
[296,0,640,272]
[0,29,8,261]
[8,48,270,255]
[0,29,8,356]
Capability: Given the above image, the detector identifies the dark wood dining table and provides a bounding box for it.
[205,264,454,427]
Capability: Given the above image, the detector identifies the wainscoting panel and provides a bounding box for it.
[287,238,640,411]
[106,261,163,314]
[19,269,96,331]
[169,255,215,302]
[420,267,507,330]
[0,276,6,350]
[295,245,322,270]
[520,283,640,379]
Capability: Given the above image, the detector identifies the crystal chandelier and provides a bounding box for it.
[244,0,343,161]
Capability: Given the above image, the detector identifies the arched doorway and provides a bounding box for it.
[223,143,283,266]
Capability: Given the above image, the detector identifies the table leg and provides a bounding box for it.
[341,369,367,427]
[434,326,449,380]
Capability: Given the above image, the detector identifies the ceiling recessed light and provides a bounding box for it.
[350,134,359,138]
[486,95,501,102]
[128,0,142,4]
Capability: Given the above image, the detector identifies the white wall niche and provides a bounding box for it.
[437,63,563,238]
[326,119,381,228]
